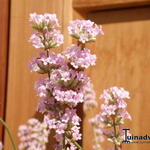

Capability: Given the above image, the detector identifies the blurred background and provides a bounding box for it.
[0,0,150,150]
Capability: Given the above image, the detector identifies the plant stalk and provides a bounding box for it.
[112,116,118,150]
[0,118,18,150]
[65,133,83,150]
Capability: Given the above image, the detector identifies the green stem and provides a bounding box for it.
[0,118,18,150]
[112,117,118,150]
[65,133,83,150]
[63,133,66,150]
[68,138,83,150]
[46,50,51,79]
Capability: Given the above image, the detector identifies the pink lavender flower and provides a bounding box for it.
[45,29,64,48]
[64,45,96,69]
[29,51,66,73]
[100,86,130,104]
[67,143,77,150]
[44,108,81,149]
[90,114,104,150]
[50,67,89,89]
[29,58,40,72]
[28,13,103,150]
[71,126,82,141]
[100,87,131,125]
[101,104,117,116]
[83,81,97,110]
[53,89,84,105]
[95,87,131,149]
[29,30,63,49]
[50,68,72,82]
[43,13,59,27]
[44,108,81,132]
[68,20,103,43]
[29,13,44,27]
[35,74,88,106]
[0,141,3,150]
[120,109,132,121]
[18,118,49,150]
[55,121,67,134]
[29,13,63,49]
[34,77,50,98]
[29,13,59,29]
[29,33,44,49]
[37,96,56,114]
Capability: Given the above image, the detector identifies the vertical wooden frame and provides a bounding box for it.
[0,0,10,140]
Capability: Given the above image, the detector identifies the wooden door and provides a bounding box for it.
[79,6,150,150]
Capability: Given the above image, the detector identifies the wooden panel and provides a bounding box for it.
[73,0,150,11]
[4,0,72,149]
[0,0,10,140]
[82,7,150,150]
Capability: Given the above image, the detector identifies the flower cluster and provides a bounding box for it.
[34,69,89,106]
[64,45,96,69]
[90,115,104,150]
[0,141,3,150]
[18,118,49,150]
[15,11,133,150]
[83,81,97,110]
[83,82,102,150]
[29,51,66,73]
[50,67,89,90]
[100,86,131,125]
[29,13,63,49]
[20,13,103,150]
[68,20,104,43]
[30,13,59,28]
[91,87,131,150]
[44,108,81,149]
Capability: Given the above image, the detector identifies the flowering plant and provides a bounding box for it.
[0,141,3,150]
[0,13,131,150]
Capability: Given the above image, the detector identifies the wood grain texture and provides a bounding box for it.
[4,0,73,149]
[0,0,10,140]
[82,7,150,150]
[73,0,150,11]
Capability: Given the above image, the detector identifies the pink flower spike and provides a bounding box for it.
[0,141,3,150]
[68,20,103,43]
[29,33,44,49]
[29,13,59,28]
[18,118,49,150]
[64,45,96,69]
